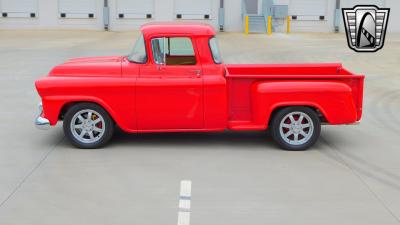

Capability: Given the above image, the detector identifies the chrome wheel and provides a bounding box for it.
[70,109,106,144]
[279,111,314,146]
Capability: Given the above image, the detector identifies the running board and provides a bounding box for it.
[228,121,266,131]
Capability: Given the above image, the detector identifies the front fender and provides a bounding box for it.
[251,81,357,128]
[35,76,136,132]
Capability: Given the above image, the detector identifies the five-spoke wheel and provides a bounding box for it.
[63,103,114,148]
[271,106,321,150]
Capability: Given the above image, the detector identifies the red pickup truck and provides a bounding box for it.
[35,22,364,150]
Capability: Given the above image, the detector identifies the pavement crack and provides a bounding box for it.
[0,136,65,210]
[321,136,400,225]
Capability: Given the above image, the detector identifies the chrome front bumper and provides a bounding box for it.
[35,102,50,130]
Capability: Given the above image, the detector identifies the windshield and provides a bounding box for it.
[209,37,222,64]
[128,34,147,64]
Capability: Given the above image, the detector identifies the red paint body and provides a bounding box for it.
[35,23,364,133]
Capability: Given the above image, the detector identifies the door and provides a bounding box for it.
[58,0,96,18]
[1,0,38,18]
[115,0,154,19]
[174,0,212,19]
[136,36,204,130]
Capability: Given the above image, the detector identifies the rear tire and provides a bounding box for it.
[271,106,321,151]
[63,103,114,149]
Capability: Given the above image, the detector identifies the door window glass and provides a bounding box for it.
[151,37,196,65]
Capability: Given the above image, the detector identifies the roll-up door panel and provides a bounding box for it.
[289,0,327,20]
[0,0,38,18]
[58,0,96,19]
[175,0,212,20]
[116,0,154,19]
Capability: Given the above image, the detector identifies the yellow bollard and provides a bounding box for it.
[287,16,291,33]
[245,16,249,34]
[267,16,272,35]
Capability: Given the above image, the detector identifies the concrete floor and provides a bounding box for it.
[0,30,400,225]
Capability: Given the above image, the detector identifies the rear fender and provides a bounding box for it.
[251,81,357,128]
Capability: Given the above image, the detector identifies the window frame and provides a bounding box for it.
[150,37,166,65]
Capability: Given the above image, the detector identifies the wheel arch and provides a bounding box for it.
[267,103,328,127]
[59,101,116,123]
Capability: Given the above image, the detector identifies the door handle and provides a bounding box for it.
[192,70,201,77]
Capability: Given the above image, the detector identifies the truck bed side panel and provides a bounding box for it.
[227,76,363,129]
[252,81,357,126]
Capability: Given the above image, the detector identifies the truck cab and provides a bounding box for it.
[124,23,227,131]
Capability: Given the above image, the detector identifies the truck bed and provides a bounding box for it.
[225,63,364,130]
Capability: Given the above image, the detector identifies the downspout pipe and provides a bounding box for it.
[218,0,224,31]
[103,0,110,31]
[334,0,340,32]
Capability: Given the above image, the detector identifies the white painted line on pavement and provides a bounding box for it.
[178,180,192,225]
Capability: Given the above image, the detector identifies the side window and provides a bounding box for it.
[209,37,222,64]
[151,37,196,66]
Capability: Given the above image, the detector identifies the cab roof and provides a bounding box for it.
[140,22,216,37]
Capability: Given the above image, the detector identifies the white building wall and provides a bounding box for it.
[386,0,400,33]
[0,0,399,33]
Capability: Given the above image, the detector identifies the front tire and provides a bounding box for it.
[63,103,114,149]
[271,107,321,151]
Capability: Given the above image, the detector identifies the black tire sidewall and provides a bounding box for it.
[271,106,321,151]
[63,103,114,149]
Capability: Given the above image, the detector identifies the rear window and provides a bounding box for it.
[209,37,222,64]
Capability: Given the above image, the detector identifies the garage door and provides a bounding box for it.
[116,0,154,19]
[0,0,38,18]
[174,0,212,19]
[58,0,97,19]
[289,0,328,20]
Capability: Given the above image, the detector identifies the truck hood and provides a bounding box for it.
[48,56,123,77]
